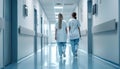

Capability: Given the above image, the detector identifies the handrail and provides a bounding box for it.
[19,26,35,36]
[92,19,117,34]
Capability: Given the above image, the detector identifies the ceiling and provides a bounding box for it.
[39,0,80,24]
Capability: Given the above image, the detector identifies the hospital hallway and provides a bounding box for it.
[0,0,120,69]
[3,44,120,69]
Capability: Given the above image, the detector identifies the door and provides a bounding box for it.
[34,9,37,53]
[41,17,43,49]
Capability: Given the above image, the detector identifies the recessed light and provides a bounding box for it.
[55,12,59,15]
[54,6,63,9]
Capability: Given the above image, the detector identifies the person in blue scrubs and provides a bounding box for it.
[68,12,81,57]
[55,13,67,58]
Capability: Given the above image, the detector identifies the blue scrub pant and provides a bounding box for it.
[57,42,66,57]
[70,38,79,56]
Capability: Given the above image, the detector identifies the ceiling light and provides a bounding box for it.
[54,6,63,9]
[55,12,59,15]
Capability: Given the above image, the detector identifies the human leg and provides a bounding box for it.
[62,42,66,57]
[57,42,63,57]
[70,39,76,56]
[74,39,79,56]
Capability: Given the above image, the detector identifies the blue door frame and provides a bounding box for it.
[34,9,37,53]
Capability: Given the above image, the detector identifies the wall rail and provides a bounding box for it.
[19,26,35,36]
[92,19,117,34]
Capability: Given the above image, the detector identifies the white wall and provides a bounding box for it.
[79,0,88,31]
[78,0,88,53]
[92,0,119,64]
[17,0,49,60]
[17,0,34,60]
[18,0,34,30]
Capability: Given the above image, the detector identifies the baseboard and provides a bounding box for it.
[93,55,120,68]
[17,53,34,63]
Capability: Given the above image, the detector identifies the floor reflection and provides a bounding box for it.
[59,59,66,69]
[3,44,120,69]
[72,58,78,69]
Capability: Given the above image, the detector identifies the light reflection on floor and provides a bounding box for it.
[3,44,120,69]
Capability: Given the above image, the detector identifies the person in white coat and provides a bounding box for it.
[68,12,81,57]
[55,13,67,58]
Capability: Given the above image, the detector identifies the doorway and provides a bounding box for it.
[87,0,93,54]
[34,9,38,53]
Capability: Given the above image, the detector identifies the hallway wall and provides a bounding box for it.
[18,0,35,60]
[78,0,88,54]
[34,0,42,51]
[17,0,48,60]
[92,0,119,64]
[0,0,3,68]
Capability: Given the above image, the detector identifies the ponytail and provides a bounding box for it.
[58,13,63,29]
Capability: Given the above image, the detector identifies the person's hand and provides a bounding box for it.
[55,36,57,40]
[80,34,81,38]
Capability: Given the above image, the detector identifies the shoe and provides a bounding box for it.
[74,53,77,58]
[63,53,66,57]
[60,56,62,59]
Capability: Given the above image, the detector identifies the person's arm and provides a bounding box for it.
[78,27,81,38]
[65,27,67,34]
[55,28,57,40]
[65,22,68,34]
[68,21,71,32]
[69,26,71,32]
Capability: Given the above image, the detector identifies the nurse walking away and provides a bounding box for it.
[68,12,81,58]
[55,13,67,58]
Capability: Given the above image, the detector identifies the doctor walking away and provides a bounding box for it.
[68,12,81,58]
[55,13,67,58]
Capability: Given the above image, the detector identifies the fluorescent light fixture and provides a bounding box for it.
[55,12,59,15]
[54,6,63,9]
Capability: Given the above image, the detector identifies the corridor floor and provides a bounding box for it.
[4,44,120,69]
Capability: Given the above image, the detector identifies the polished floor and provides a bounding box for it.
[3,44,120,69]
